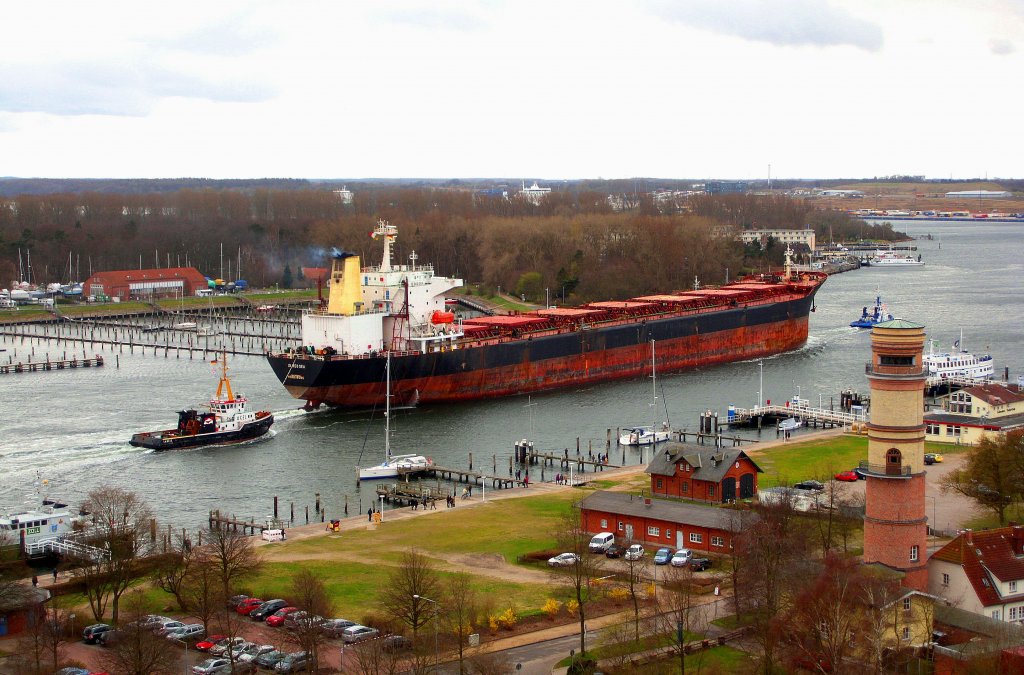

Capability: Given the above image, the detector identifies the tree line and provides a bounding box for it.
[1,188,902,301]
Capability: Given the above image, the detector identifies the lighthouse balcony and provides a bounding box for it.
[858,460,913,479]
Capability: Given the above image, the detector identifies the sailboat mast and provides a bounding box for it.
[651,339,657,430]
[385,352,391,460]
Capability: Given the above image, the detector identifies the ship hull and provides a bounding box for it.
[129,415,274,450]
[268,291,818,408]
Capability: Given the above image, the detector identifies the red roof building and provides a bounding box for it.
[645,443,763,503]
[929,526,1024,622]
[83,267,208,301]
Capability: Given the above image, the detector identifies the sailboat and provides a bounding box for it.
[619,340,671,446]
[358,352,432,479]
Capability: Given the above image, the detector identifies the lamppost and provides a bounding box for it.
[413,594,440,666]
[926,495,937,532]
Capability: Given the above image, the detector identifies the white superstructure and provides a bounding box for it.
[1,477,84,549]
[301,221,463,355]
[925,332,995,381]
[870,250,924,266]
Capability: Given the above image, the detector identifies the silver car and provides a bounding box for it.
[342,625,380,643]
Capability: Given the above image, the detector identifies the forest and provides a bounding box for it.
[0,187,901,303]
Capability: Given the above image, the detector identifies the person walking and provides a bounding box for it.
[52,568,58,583]
[31,575,38,587]
[367,507,373,522]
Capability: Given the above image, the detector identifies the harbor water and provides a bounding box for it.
[2,220,1023,529]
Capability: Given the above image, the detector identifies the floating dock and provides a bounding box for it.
[0,354,103,374]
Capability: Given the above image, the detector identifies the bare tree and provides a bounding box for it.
[942,430,1024,525]
[180,550,222,633]
[14,603,52,675]
[551,501,605,661]
[99,591,179,675]
[284,568,335,671]
[620,539,648,644]
[73,485,155,623]
[439,572,479,675]
[151,530,198,610]
[204,525,263,601]
[346,636,403,675]
[379,549,442,645]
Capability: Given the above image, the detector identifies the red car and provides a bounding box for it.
[834,470,858,482]
[235,598,263,615]
[195,634,227,651]
[265,607,300,627]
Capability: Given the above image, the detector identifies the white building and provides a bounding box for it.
[945,190,1012,199]
[520,181,551,204]
[929,527,1024,623]
[738,228,816,251]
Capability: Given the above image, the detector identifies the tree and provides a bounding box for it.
[151,530,197,610]
[379,549,442,645]
[281,264,293,288]
[180,550,222,633]
[73,486,155,623]
[284,569,334,671]
[941,430,1024,525]
[99,591,179,675]
[14,603,64,675]
[439,572,479,675]
[620,540,648,644]
[203,525,263,602]
[551,502,606,661]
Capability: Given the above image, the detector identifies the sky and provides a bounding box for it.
[1,0,1022,181]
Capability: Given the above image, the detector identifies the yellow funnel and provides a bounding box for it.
[327,254,362,315]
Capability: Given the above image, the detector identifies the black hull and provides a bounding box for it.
[129,415,274,451]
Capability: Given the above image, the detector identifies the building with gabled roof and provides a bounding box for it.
[929,525,1024,623]
[925,382,1024,445]
[645,442,763,503]
[83,267,208,301]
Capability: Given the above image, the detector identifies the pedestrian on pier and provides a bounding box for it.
[367,507,373,522]
[52,568,58,583]
[411,499,417,511]
[31,575,38,587]
[429,498,436,510]
[524,475,529,488]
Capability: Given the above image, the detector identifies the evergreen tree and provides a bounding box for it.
[281,264,293,289]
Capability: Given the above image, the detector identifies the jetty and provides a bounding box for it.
[724,404,866,429]
[1,354,103,374]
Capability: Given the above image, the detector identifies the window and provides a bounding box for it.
[992,610,1001,620]
[903,597,912,612]
[1011,581,1018,593]
[656,478,663,490]
[910,545,919,562]
[618,521,624,532]
[681,483,688,494]
[927,424,940,435]
[600,519,608,529]
[942,573,950,587]
[712,536,724,547]
[880,355,914,366]
[690,532,703,544]
[902,627,911,640]
[665,530,672,539]
[708,485,716,498]
[1011,607,1019,621]
[647,526,660,537]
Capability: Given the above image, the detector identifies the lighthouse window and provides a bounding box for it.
[910,545,919,562]
[880,355,914,366]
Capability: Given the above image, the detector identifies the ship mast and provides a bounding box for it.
[215,350,235,401]
[372,219,398,272]
[783,244,794,280]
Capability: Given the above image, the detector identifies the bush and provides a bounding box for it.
[566,599,579,616]
[608,587,629,603]
[542,598,561,619]
[495,606,517,630]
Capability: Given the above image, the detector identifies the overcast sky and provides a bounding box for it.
[1,1,1021,180]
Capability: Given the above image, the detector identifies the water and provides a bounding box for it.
[2,220,1022,529]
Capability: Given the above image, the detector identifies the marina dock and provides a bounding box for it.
[724,404,866,429]
[0,353,103,374]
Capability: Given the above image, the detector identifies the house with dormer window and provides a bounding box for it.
[924,382,1024,445]
[645,442,763,503]
[928,525,1024,623]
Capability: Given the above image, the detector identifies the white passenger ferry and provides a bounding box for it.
[924,332,995,381]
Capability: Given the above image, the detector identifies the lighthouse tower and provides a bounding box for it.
[862,319,929,591]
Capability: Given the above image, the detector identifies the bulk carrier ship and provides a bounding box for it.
[266,221,826,409]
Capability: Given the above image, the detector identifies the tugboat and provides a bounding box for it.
[850,295,894,328]
[129,351,274,450]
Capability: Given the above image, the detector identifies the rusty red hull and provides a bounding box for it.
[267,289,818,408]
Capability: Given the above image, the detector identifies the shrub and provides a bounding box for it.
[566,599,579,616]
[644,582,657,600]
[496,606,518,630]
[542,598,561,619]
[608,587,629,603]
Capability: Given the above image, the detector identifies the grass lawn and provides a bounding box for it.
[963,503,1024,531]
[753,434,967,486]
[245,289,317,301]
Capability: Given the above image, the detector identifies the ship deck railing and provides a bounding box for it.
[925,373,993,389]
[25,536,111,562]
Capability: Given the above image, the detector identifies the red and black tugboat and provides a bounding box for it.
[130,352,274,450]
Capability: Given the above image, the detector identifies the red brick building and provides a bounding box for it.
[83,267,208,301]
[645,443,763,503]
[579,491,754,553]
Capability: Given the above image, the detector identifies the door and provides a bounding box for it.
[625,524,633,542]
[676,530,684,549]
[722,477,736,503]
[739,473,755,499]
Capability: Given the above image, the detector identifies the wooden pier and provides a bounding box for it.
[375,483,445,507]
[0,354,103,374]
[397,464,527,489]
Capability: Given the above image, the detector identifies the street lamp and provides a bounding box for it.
[413,594,440,665]
[926,495,937,532]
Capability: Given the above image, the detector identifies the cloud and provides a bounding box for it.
[648,0,884,51]
[989,38,1015,55]
[369,3,486,31]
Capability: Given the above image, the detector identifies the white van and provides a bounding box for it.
[588,532,615,553]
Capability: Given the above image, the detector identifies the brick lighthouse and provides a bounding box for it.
[862,319,929,591]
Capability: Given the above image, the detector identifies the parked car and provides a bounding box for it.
[653,547,672,565]
[96,629,124,647]
[274,652,314,673]
[265,606,300,627]
[227,594,250,608]
[195,634,227,652]
[588,532,615,553]
[382,634,410,652]
[166,624,205,641]
[321,618,357,637]
[237,644,276,663]
[670,549,693,567]
[342,625,380,643]
[833,470,858,482]
[547,552,579,567]
[794,480,825,491]
[690,558,713,571]
[192,659,230,675]
[285,611,324,631]
[227,642,257,661]
[853,466,869,480]
[924,453,944,465]
[624,544,645,561]
[154,620,187,636]
[604,543,624,558]
[82,623,113,644]
[235,597,263,615]
[255,650,288,669]
[929,453,944,463]
[249,599,288,620]
[55,669,90,675]
[209,636,247,656]
[136,614,170,630]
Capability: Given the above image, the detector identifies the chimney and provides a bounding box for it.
[965,529,973,545]
[1012,525,1024,555]
[644,497,652,507]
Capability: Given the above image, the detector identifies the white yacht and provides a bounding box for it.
[619,340,671,446]
[358,352,431,479]
[924,332,995,381]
